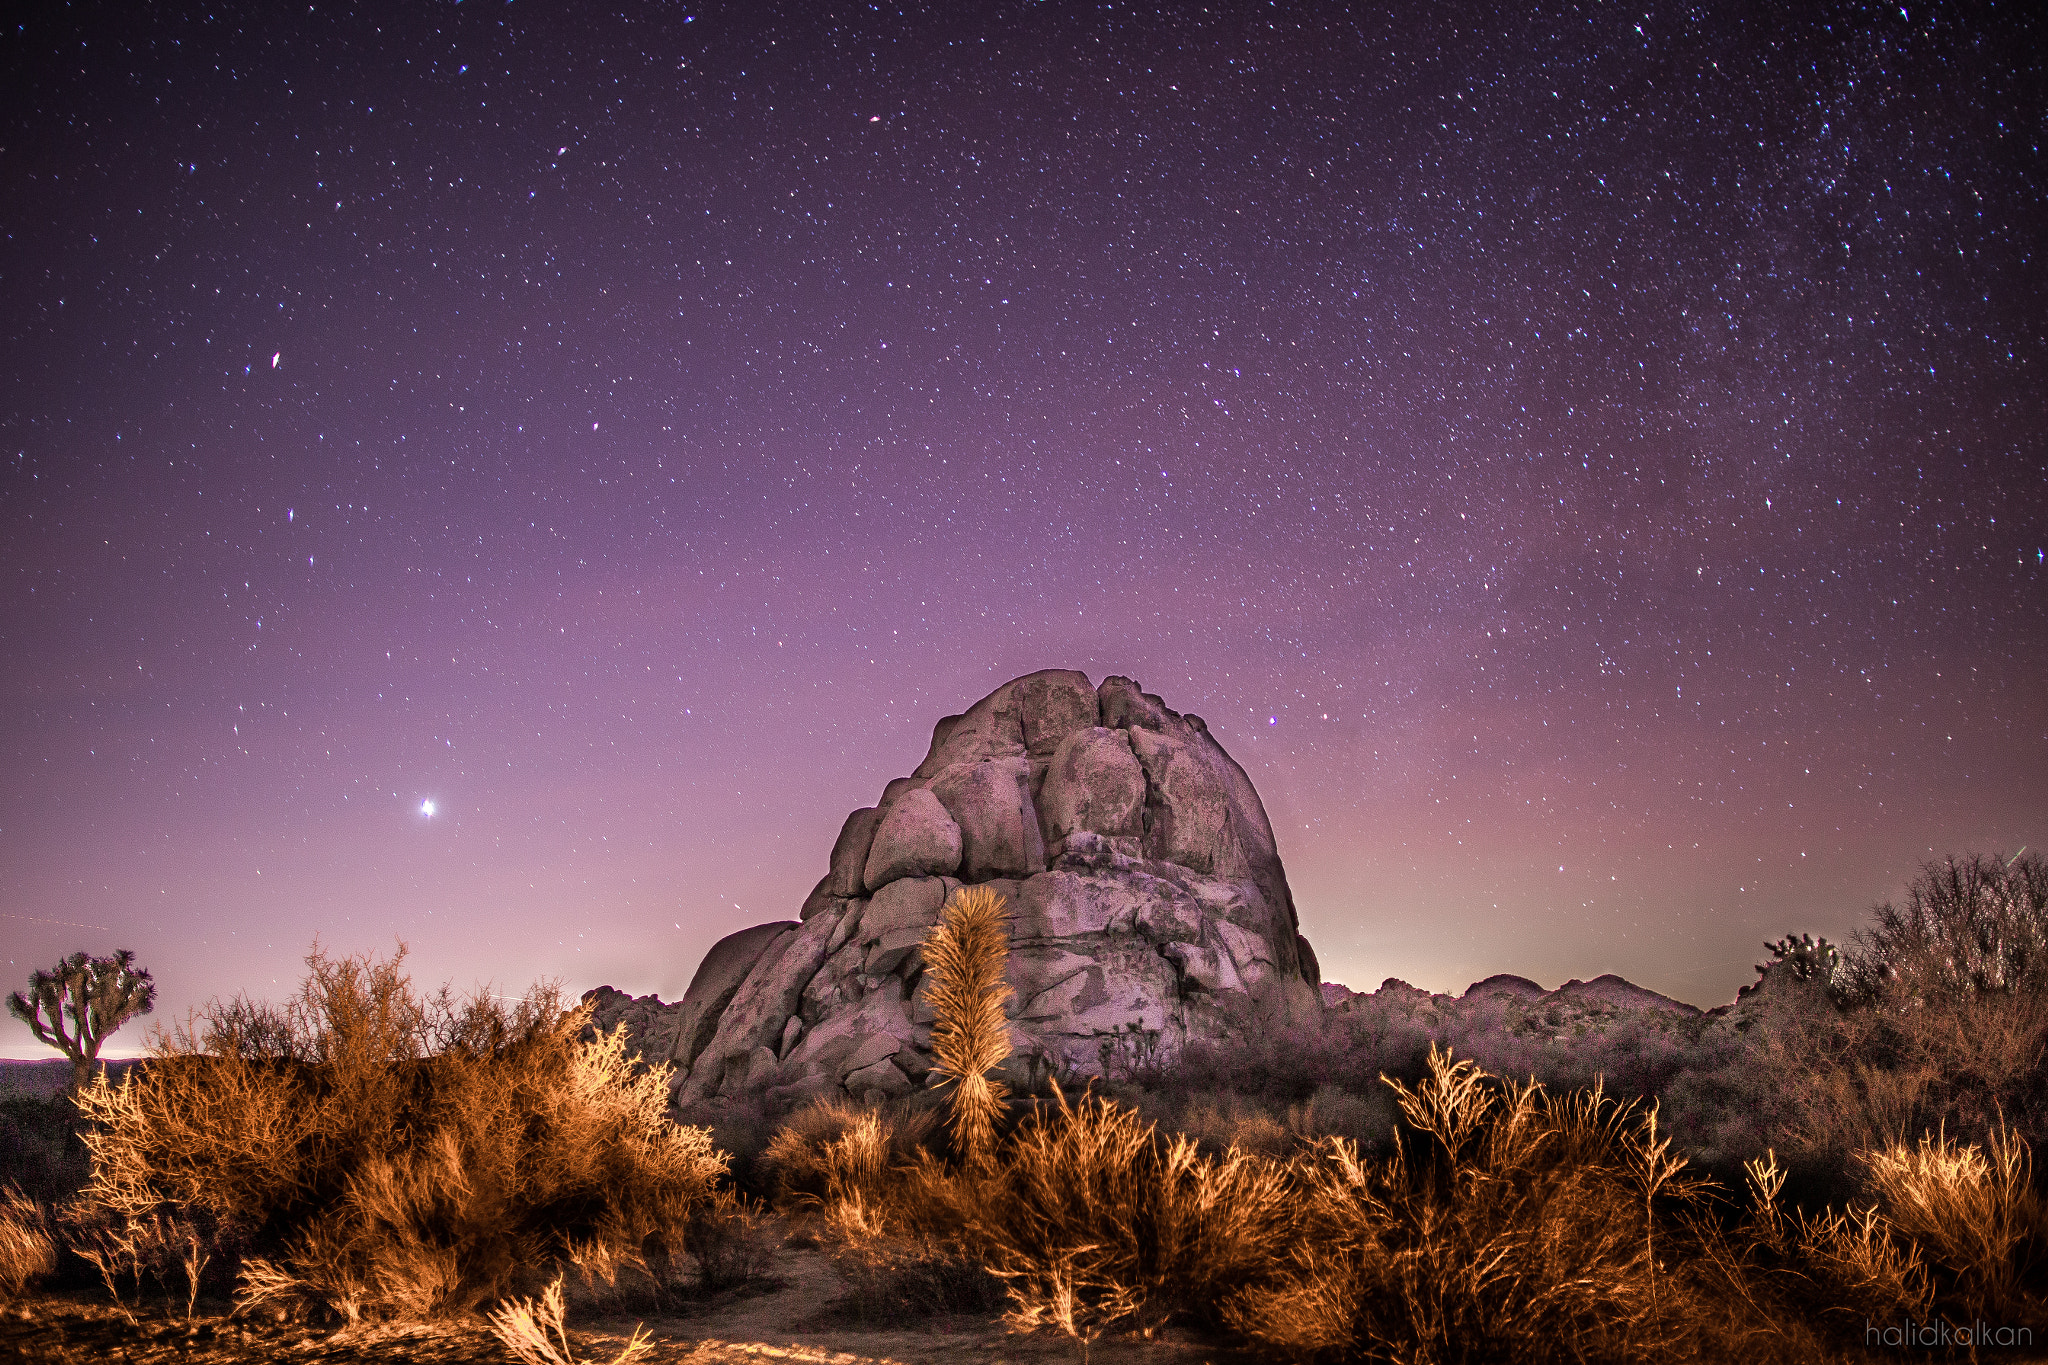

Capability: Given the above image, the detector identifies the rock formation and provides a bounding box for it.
[1324,972,1703,1043]
[586,669,1322,1109]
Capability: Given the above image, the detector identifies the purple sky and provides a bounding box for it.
[4,2,2043,1056]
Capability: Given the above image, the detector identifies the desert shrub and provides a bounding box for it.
[1225,1045,1777,1364]
[58,1201,228,1319]
[1144,1013,1433,1108]
[0,1186,57,1295]
[1842,850,2048,1002]
[686,1187,782,1292]
[760,1099,999,1319]
[761,1097,941,1208]
[675,1091,779,1196]
[1717,975,2048,1200]
[779,1085,1295,1333]
[1135,1085,1394,1158]
[1160,1090,1293,1157]
[487,1274,655,1365]
[783,1040,2048,1358]
[72,942,727,1323]
[764,1105,1002,1319]
[1134,994,1742,1151]
[822,1175,1007,1323]
[1286,1085,1398,1148]
[1859,1126,2048,1325]
[1675,853,2048,1199]
[1658,1047,1800,1181]
[969,1083,1300,1339]
[1741,1127,2048,1348]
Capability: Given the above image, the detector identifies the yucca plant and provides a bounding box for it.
[920,885,1014,1169]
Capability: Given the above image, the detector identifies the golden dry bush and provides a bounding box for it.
[920,885,1013,1168]
[1792,1202,1933,1326]
[761,1097,938,1209]
[1226,1045,1774,1364]
[73,943,727,1323]
[686,1187,782,1291]
[1859,1125,2046,1322]
[762,1100,999,1319]
[487,1274,654,1365]
[1171,1092,1292,1158]
[770,1108,894,1218]
[0,1187,56,1295]
[974,1084,1299,1340]
[1769,987,2048,1180]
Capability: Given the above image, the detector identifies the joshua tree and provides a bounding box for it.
[8,949,156,1091]
[920,885,1014,1169]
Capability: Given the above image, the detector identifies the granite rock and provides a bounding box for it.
[862,788,963,891]
[600,671,1324,1105]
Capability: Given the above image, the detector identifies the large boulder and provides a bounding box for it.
[928,756,1044,880]
[670,921,798,1071]
[608,671,1322,1105]
[1040,727,1146,848]
[863,788,963,890]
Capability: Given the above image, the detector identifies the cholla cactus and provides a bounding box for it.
[8,949,156,1092]
[1757,932,1839,983]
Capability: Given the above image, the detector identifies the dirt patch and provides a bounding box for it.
[1,1247,1246,1365]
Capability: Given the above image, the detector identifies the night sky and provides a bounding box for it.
[4,1,2043,1055]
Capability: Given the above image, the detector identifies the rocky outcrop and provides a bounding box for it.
[1322,971,1704,1048]
[585,670,1322,1109]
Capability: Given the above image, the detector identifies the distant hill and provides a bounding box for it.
[0,1058,143,1098]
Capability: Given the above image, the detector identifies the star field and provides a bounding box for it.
[2,0,2043,1044]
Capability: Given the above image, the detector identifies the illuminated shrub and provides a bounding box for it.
[73,943,726,1323]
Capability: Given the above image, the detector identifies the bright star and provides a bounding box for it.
[420,799,435,818]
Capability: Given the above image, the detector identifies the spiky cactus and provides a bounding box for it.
[7,949,156,1091]
[920,886,1014,1169]
[1757,932,1839,983]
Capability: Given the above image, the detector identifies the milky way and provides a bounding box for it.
[2,1,2042,1046]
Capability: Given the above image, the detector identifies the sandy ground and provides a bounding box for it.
[0,1245,1248,1365]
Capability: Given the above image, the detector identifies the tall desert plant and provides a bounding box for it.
[8,949,156,1092]
[920,886,1014,1168]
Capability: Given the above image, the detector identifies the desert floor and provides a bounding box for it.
[0,1242,1246,1365]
